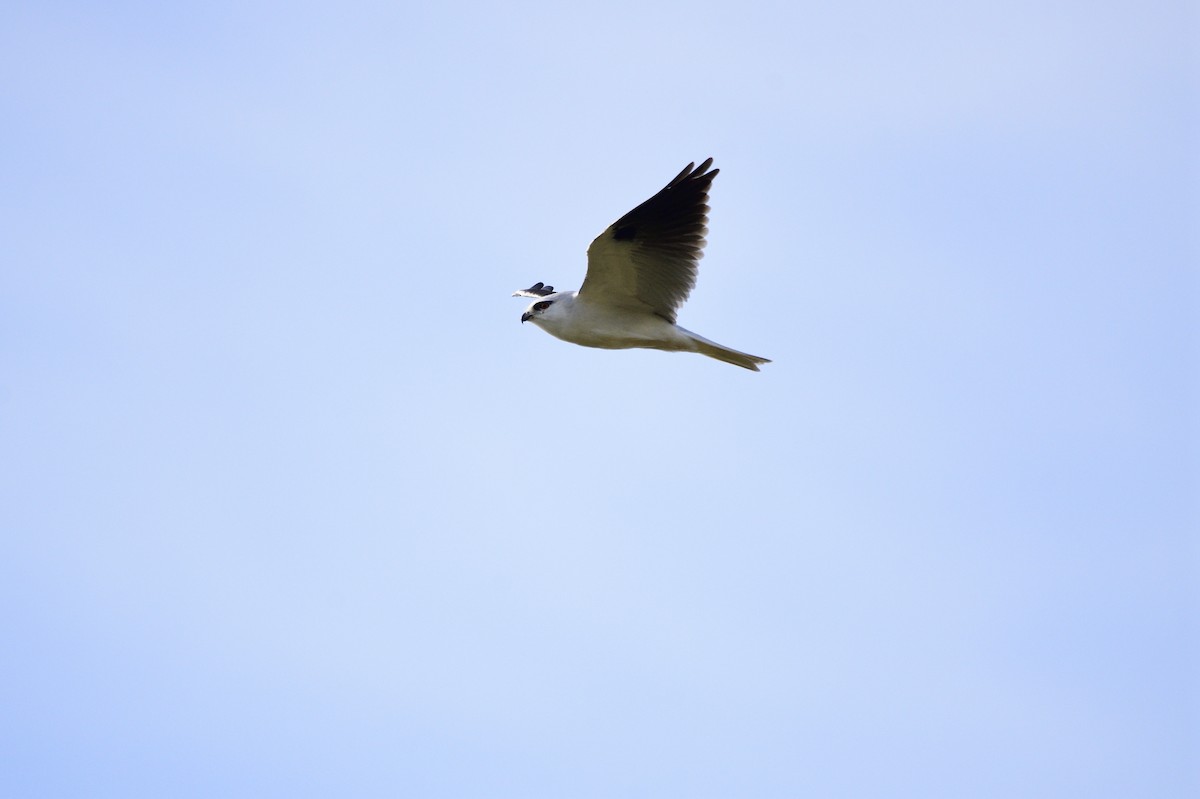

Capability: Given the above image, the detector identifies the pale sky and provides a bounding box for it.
[2,1,1196,796]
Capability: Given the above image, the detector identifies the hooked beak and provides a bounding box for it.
[521,312,533,323]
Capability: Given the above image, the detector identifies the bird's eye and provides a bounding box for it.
[533,301,552,311]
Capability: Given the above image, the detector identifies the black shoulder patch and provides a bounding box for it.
[613,224,637,241]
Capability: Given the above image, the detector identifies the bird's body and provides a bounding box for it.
[527,289,768,370]
[526,291,689,350]
[514,159,770,371]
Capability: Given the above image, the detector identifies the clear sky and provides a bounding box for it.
[2,1,1196,796]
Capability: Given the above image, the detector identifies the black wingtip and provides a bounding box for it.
[666,158,718,190]
[512,281,555,298]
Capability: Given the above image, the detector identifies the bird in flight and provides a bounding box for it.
[513,158,770,371]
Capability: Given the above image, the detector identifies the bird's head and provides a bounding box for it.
[521,297,559,326]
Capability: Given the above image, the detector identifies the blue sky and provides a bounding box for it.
[1,1,1196,796]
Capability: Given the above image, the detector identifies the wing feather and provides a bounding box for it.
[580,158,717,323]
[512,282,555,298]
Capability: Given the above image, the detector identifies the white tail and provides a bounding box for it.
[680,328,771,371]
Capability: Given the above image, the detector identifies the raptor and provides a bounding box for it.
[514,158,770,371]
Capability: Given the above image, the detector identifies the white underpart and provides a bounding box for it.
[530,292,693,351]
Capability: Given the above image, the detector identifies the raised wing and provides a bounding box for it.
[512,282,555,298]
[579,159,718,323]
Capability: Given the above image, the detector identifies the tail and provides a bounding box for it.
[679,328,771,371]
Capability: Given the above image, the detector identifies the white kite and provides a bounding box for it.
[514,158,770,371]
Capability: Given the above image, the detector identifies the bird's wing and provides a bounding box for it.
[579,158,717,323]
[512,282,555,298]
